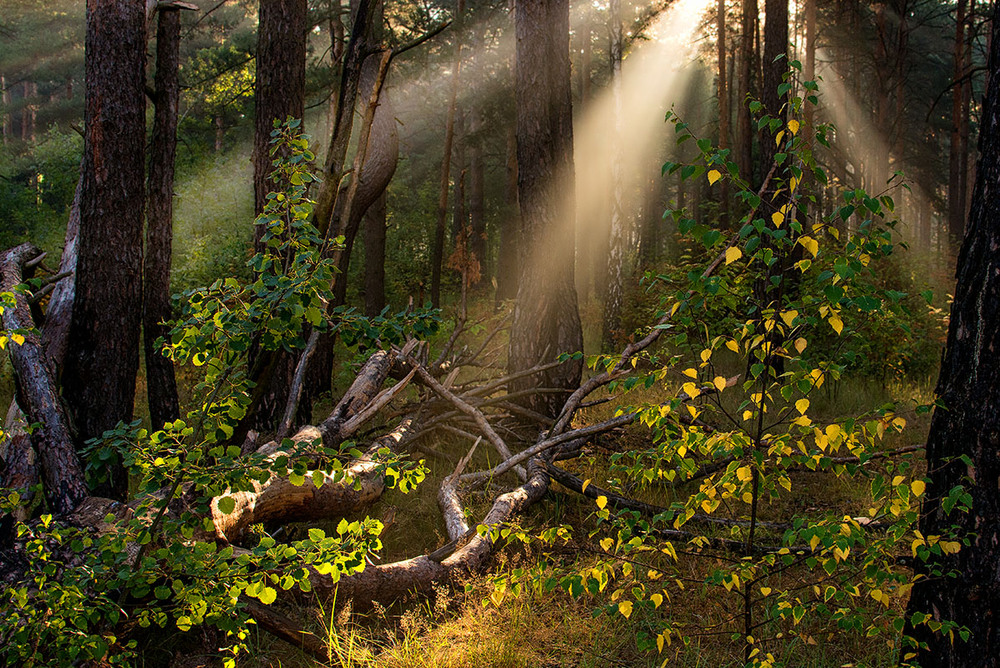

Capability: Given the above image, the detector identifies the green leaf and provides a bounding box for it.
[217,496,236,515]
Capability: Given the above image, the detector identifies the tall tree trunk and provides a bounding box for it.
[760,0,788,173]
[430,0,464,309]
[253,0,307,219]
[949,0,968,246]
[602,0,626,352]
[363,191,387,317]
[63,0,147,499]
[452,110,467,243]
[469,106,486,282]
[717,0,730,226]
[903,8,1000,663]
[804,0,816,134]
[736,0,758,184]
[20,81,35,143]
[144,7,182,431]
[958,0,973,220]
[1,74,9,143]
[249,0,308,431]
[495,123,519,304]
[508,0,583,418]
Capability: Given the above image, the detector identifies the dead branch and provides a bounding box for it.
[401,354,525,480]
[438,438,479,541]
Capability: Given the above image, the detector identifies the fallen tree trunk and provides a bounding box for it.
[311,458,550,605]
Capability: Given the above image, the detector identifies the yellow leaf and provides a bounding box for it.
[618,600,633,619]
[651,593,664,609]
[581,478,591,494]
[707,169,722,185]
[726,339,740,353]
[10,333,25,346]
[742,410,754,421]
[772,211,785,227]
[788,119,800,135]
[789,175,800,193]
[775,129,785,146]
[795,337,807,353]
[736,466,753,482]
[725,246,743,265]
[657,632,665,652]
[780,310,798,327]
[911,480,926,497]
[600,537,614,551]
[682,368,698,378]
[793,415,811,427]
[799,236,819,257]
[682,382,700,398]
[596,495,608,510]
[700,349,712,363]
[713,376,727,392]
[829,314,844,335]
[809,534,821,551]
[796,399,810,414]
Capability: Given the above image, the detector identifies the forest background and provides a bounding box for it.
[0,0,996,666]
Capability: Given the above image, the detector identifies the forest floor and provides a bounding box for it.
[0,290,938,667]
[240,294,936,668]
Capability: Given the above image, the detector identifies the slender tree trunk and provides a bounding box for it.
[1,74,9,143]
[430,0,464,308]
[452,110,467,243]
[717,0,730,226]
[804,0,815,133]
[495,123,519,304]
[363,191,387,317]
[144,7,182,431]
[63,0,147,499]
[958,0,973,220]
[949,0,968,246]
[736,0,757,183]
[469,106,486,282]
[20,81,35,143]
[602,0,626,352]
[761,0,788,172]
[903,9,1000,663]
[509,0,583,418]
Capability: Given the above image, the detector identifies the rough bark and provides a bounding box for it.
[508,0,583,419]
[63,0,147,499]
[248,0,308,432]
[903,9,1000,665]
[252,0,306,219]
[145,7,182,430]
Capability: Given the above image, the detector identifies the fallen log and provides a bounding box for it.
[311,458,550,605]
